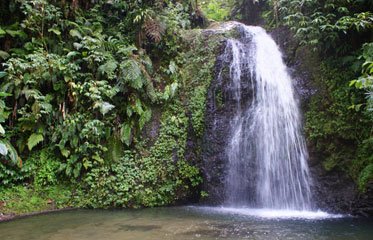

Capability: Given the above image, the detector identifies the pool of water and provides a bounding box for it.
[1,207,372,240]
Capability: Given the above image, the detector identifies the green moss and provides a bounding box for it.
[358,164,373,192]
[200,0,234,21]
[179,31,225,137]
[81,101,202,208]
[0,185,72,215]
[189,87,208,137]
[305,62,373,191]
[359,163,373,191]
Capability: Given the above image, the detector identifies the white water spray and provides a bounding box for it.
[221,23,312,210]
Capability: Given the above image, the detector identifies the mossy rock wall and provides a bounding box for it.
[271,27,373,216]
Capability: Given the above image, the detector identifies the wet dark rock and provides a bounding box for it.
[196,22,373,216]
[201,37,255,205]
[273,26,373,217]
[353,183,373,217]
[142,107,162,147]
[200,42,232,205]
[309,154,373,217]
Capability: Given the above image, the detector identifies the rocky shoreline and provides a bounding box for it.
[0,214,14,222]
[0,208,76,223]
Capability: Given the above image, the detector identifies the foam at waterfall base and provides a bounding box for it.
[191,206,345,220]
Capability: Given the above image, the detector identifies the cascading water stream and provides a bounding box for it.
[220,23,312,210]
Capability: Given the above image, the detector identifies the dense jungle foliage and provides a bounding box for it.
[0,0,212,213]
[0,0,372,214]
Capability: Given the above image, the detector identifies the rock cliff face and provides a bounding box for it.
[272,27,373,216]
[309,156,373,216]
[199,23,258,205]
[197,22,373,216]
[201,39,254,204]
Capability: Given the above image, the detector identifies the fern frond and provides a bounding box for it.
[105,136,124,163]
[119,59,144,90]
[27,133,44,151]
[143,18,165,43]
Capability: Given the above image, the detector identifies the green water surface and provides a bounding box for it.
[0,207,372,240]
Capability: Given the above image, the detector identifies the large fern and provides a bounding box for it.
[27,133,44,151]
[119,58,145,90]
[143,17,165,43]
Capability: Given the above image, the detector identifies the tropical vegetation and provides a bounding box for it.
[0,0,372,215]
[0,0,208,213]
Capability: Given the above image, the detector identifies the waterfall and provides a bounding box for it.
[220,24,312,210]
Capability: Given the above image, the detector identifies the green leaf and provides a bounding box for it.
[24,42,34,51]
[73,163,82,178]
[73,42,83,50]
[22,89,42,100]
[0,50,9,60]
[0,124,5,135]
[168,61,177,75]
[134,98,143,114]
[69,29,82,39]
[67,51,80,58]
[0,72,7,79]
[48,27,61,36]
[355,104,363,111]
[355,80,363,89]
[60,148,70,158]
[27,133,44,151]
[98,60,118,78]
[106,137,123,163]
[2,140,20,166]
[0,27,5,36]
[118,45,137,55]
[83,158,92,169]
[0,141,8,156]
[99,101,115,115]
[6,29,26,38]
[120,59,143,89]
[162,83,178,100]
[169,82,178,98]
[349,80,357,87]
[0,92,11,97]
[126,106,133,117]
[92,154,104,163]
[139,109,152,130]
[120,123,132,146]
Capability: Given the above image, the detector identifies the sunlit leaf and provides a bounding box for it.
[0,50,9,60]
[69,29,82,39]
[0,124,5,135]
[99,101,115,115]
[120,123,132,146]
[27,133,44,151]
[48,27,61,36]
[0,141,8,156]
[0,72,7,79]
